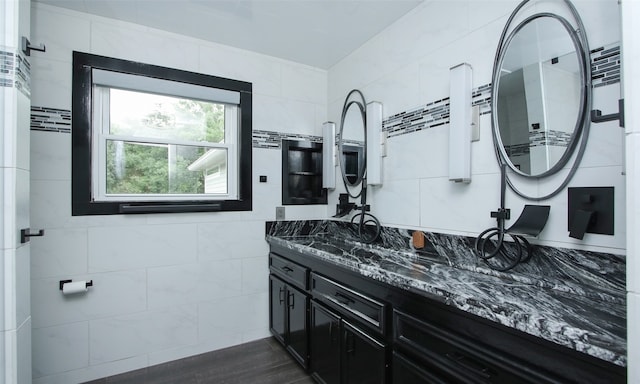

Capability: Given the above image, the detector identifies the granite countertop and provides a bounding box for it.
[266,220,626,367]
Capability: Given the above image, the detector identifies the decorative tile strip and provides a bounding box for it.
[30,106,72,133]
[382,83,491,138]
[591,43,620,88]
[1,48,16,88]
[383,97,450,138]
[384,41,620,138]
[15,52,31,97]
[530,129,572,148]
[252,130,322,149]
[503,142,530,157]
[28,43,620,142]
[1,47,30,97]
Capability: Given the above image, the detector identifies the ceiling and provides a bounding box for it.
[33,0,424,69]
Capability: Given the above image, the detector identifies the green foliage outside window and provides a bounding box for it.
[105,99,225,195]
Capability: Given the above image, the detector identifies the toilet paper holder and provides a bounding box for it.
[59,279,93,290]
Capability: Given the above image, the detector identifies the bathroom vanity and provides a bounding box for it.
[266,220,626,383]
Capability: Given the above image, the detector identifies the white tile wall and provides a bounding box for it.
[327,0,625,254]
[0,168,5,253]
[32,322,89,378]
[621,14,639,379]
[89,305,198,365]
[87,224,198,272]
[197,292,269,344]
[27,0,628,382]
[196,220,268,261]
[29,2,328,381]
[30,129,72,182]
[147,260,243,309]
[0,332,4,384]
[31,270,147,328]
[2,1,32,381]
[30,227,88,279]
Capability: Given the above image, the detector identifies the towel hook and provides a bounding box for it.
[21,36,46,56]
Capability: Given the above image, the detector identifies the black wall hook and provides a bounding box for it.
[591,99,624,127]
[21,36,46,56]
[20,228,44,243]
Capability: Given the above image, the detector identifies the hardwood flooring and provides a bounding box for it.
[84,337,315,384]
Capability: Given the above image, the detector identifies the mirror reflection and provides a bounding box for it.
[338,98,366,188]
[495,15,582,176]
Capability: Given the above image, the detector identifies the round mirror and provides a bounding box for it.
[492,13,588,178]
[338,90,367,193]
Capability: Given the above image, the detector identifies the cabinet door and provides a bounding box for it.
[287,284,309,368]
[392,351,449,384]
[269,275,286,344]
[343,321,387,384]
[310,301,341,384]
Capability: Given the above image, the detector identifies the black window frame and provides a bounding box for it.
[72,51,252,215]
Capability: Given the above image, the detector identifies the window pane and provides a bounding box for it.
[106,140,228,195]
[108,88,226,143]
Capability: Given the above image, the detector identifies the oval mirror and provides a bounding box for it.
[493,13,588,178]
[338,92,367,191]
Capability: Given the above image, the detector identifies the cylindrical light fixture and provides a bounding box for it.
[322,121,336,189]
[449,63,473,183]
[366,101,384,186]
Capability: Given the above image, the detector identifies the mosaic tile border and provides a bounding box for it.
[591,43,620,88]
[29,109,325,149]
[31,106,71,133]
[530,129,572,148]
[504,129,572,157]
[29,42,621,144]
[383,42,621,138]
[252,130,322,149]
[1,47,31,97]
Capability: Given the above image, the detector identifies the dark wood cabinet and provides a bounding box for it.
[342,320,386,384]
[268,244,626,384]
[310,300,388,384]
[310,301,341,384]
[269,275,287,344]
[392,351,449,384]
[309,272,388,384]
[269,254,310,369]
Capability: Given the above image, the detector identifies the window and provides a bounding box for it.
[72,52,252,215]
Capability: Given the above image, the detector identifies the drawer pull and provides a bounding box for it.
[445,351,494,380]
[335,292,355,305]
[281,266,294,273]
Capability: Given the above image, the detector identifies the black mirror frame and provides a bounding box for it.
[490,0,592,201]
[337,90,368,197]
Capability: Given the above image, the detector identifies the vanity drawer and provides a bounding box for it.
[311,272,386,334]
[393,310,559,384]
[269,253,308,290]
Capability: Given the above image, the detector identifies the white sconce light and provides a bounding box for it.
[448,63,476,183]
[366,101,385,186]
[322,121,336,189]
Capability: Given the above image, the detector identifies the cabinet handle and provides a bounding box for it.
[445,351,494,380]
[288,292,295,309]
[335,292,354,305]
[345,331,355,355]
[279,287,286,305]
[281,266,294,273]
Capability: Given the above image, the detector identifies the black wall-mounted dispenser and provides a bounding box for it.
[567,187,614,239]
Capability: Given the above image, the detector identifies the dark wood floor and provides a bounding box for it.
[84,337,315,384]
